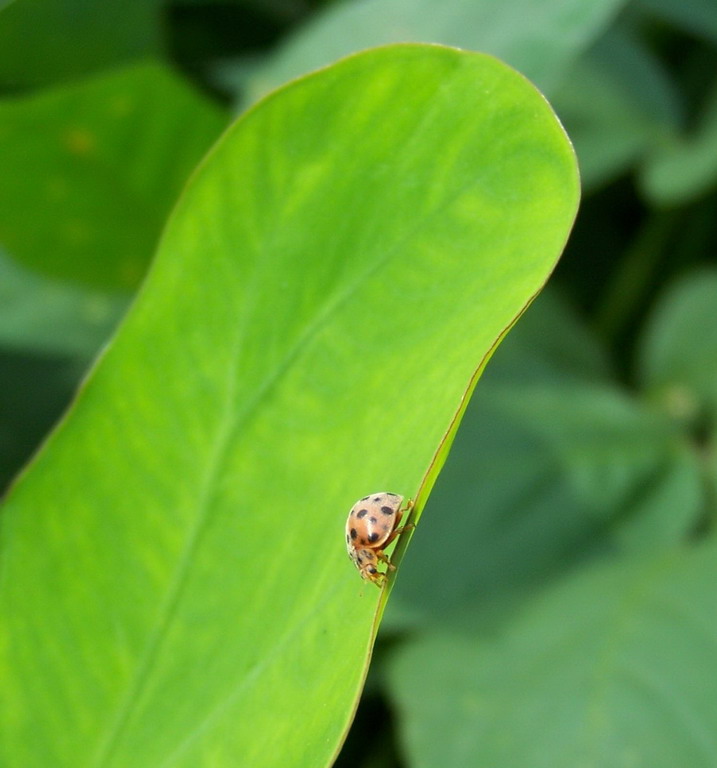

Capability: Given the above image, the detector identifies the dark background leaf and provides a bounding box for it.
[1,0,716,765]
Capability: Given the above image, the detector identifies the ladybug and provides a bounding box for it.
[345,492,413,586]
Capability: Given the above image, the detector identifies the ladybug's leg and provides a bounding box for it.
[375,549,396,571]
[371,570,387,587]
[381,522,415,550]
[382,498,416,549]
[394,498,414,528]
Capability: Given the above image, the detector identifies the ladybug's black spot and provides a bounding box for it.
[360,537,368,545]
[345,534,350,543]
[369,516,377,524]
[361,495,370,501]
[368,532,380,543]
[387,492,399,497]
[357,508,368,519]
[369,566,377,574]
[380,506,394,515]
[350,528,358,540]
[374,497,382,502]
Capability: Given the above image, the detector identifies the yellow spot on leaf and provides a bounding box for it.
[64,128,96,156]
[109,96,133,117]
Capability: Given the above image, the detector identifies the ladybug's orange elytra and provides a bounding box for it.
[345,492,414,586]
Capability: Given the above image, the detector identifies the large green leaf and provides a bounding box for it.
[552,22,679,191]
[0,0,163,88]
[637,267,717,520]
[0,250,128,357]
[245,0,626,103]
[388,291,702,628]
[640,0,717,43]
[638,268,717,418]
[0,62,227,289]
[0,45,579,767]
[640,81,717,205]
[388,539,717,768]
[0,348,81,493]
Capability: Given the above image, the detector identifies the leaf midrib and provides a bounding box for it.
[91,65,512,764]
[90,176,474,765]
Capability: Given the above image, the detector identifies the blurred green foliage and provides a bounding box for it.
[1,45,578,768]
[1,0,716,766]
[0,63,227,288]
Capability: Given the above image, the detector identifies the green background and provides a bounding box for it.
[0,41,578,767]
[2,0,716,766]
